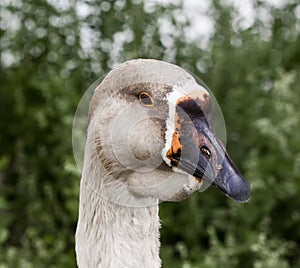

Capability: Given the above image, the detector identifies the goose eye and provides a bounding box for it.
[200,146,211,159]
[139,92,154,106]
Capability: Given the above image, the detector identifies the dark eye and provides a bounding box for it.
[139,92,154,106]
[200,146,211,159]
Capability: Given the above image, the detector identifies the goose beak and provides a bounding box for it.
[212,150,251,203]
[166,96,250,203]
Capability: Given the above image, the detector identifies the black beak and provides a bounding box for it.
[212,151,250,203]
[167,97,250,203]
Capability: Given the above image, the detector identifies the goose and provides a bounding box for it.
[75,59,250,268]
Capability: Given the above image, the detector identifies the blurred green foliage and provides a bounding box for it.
[0,0,299,267]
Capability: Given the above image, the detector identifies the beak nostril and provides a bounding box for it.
[216,164,223,170]
[200,146,211,159]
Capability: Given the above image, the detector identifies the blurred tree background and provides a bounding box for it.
[0,0,299,267]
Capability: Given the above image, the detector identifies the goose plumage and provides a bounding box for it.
[75,59,250,268]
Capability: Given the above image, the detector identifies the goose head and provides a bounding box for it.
[85,59,250,206]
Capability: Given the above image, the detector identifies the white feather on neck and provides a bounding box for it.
[75,123,161,268]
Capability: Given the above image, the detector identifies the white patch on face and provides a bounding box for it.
[161,87,185,166]
[161,81,209,167]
